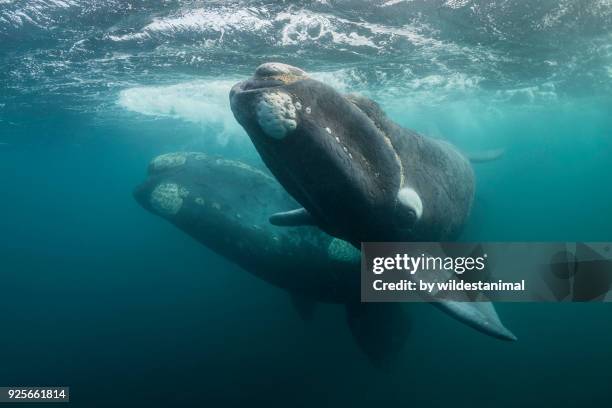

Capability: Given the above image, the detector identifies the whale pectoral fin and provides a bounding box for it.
[433,300,517,341]
[466,148,505,163]
[345,302,410,365]
[289,293,316,321]
[269,208,316,227]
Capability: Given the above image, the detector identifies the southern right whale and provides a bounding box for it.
[230,63,503,246]
[134,152,516,362]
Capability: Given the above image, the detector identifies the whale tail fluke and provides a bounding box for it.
[466,148,506,163]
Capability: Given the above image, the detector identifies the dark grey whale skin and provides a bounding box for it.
[348,94,475,241]
[230,66,474,244]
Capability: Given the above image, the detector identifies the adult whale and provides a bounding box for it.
[229,62,497,245]
[134,152,516,362]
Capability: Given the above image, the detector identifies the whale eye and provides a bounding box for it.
[395,187,423,229]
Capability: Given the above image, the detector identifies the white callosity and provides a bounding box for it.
[151,152,187,171]
[397,187,423,219]
[150,183,189,216]
[256,91,297,139]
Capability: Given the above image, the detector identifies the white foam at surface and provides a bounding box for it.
[107,7,271,42]
[443,0,471,9]
[104,5,462,57]
[540,0,612,29]
[276,10,379,49]
[117,79,244,145]
[274,9,448,51]
[380,0,411,7]
[0,0,78,28]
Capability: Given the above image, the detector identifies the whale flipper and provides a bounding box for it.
[435,300,517,341]
[290,293,317,321]
[345,302,410,364]
[269,208,316,227]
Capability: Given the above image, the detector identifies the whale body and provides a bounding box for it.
[134,152,516,362]
[230,63,476,245]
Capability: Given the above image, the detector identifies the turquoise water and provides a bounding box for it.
[1,1,612,406]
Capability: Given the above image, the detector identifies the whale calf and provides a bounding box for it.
[134,152,516,362]
[230,62,486,245]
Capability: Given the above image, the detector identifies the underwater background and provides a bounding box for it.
[1,0,611,406]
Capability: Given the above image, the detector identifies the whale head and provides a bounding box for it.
[230,63,405,242]
[133,152,295,254]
